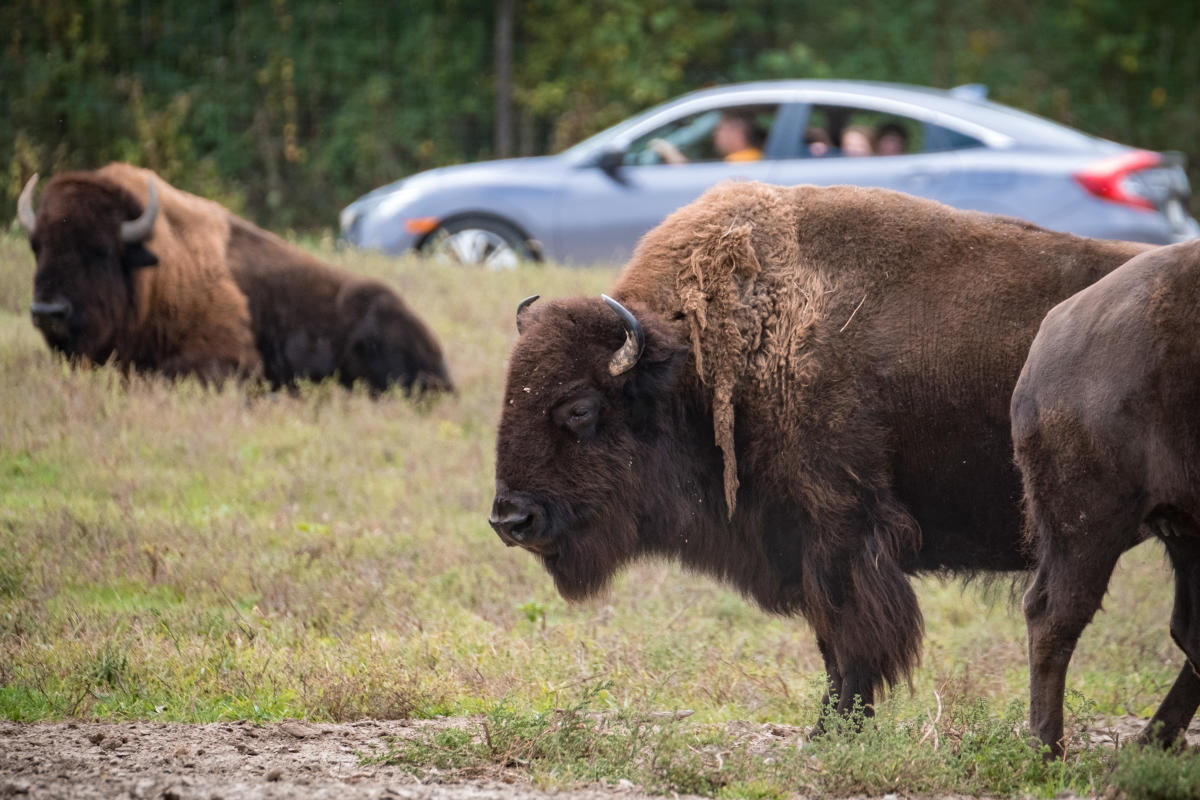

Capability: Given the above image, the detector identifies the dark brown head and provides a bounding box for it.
[490,294,689,600]
[336,281,454,395]
[19,172,159,363]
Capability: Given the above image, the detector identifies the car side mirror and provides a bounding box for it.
[596,147,625,175]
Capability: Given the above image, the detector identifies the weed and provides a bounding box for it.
[0,546,25,598]
[517,599,547,628]
[366,682,1123,798]
[88,644,130,689]
[1109,744,1200,800]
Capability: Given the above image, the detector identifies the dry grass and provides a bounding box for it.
[0,230,1184,740]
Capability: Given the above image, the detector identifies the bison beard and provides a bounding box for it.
[492,181,1152,727]
[1014,239,1200,758]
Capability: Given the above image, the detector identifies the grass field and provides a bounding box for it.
[1,230,1197,797]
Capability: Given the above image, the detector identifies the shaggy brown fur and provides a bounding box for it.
[225,217,453,394]
[492,181,1150,725]
[1013,240,1200,758]
[25,163,451,393]
[27,163,260,379]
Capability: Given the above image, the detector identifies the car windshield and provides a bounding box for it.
[623,105,776,164]
[557,103,675,159]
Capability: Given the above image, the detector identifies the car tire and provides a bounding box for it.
[421,216,535,269]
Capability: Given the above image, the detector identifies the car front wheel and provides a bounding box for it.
[421,217,534,269]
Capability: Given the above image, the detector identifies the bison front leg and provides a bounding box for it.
[158,353,259,385]
[810,636,845,736]
[806,523,922,736]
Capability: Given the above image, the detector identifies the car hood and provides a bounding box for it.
[341,156,564,230]
[364,156,562,202]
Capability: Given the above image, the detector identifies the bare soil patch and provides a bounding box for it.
[0,717,696,800]
[6,715,1194,799]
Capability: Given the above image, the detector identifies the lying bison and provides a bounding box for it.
[490,181,1150,725]
[19,164,260,379]
[18,163,451,393]
[1013,240,1200,757]
[225,218,453,394]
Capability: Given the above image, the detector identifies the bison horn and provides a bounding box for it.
[17,173,38,235]
[601,294,644,376]
[516,294,539,334]
[120,179,159,243]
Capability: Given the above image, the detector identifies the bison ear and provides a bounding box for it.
[624,324,688,434]
[627,321,688,394]
[122,243,159,270]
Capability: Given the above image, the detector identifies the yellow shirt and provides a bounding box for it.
[724,148,763,162]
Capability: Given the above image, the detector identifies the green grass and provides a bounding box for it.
[366,683,1200,798]
[0,229,1195,796]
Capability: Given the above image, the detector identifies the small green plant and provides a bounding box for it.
[1109,744,1200,800]
[88,644,130,689]
[517,599,547,627]
[0,549,25,598]
[364,685,1121,798]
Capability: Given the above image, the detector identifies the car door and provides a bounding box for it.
[553,103,786,264]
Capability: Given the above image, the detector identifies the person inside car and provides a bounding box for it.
[839,125,875,157]
[874,122,909,156]
[651,111,765,164]
[804,127,832,157]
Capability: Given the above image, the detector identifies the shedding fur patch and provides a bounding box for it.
[676,221,758,515]
[673,211,829,517]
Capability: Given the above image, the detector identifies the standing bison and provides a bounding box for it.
[18,163,452,393]
[1013,240,1200,757]
[490,181,1149,724]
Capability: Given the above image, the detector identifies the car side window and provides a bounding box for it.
[624,105,778,165]
[801,105,983,157]
[922,124,984,153]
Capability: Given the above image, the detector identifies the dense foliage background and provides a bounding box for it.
[4,0,1198,230]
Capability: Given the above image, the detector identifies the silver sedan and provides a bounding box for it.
[340,80,1198,266]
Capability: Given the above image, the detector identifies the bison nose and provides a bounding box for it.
[489,510,533,543]
[488,494,545,547]
[30,298,71,322]
[30,297,72,340]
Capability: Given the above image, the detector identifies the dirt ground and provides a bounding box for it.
[0,717,690,800]
[1,715,1194,800]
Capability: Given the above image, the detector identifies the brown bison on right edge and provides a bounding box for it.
[1013,240,1200,758]
[490,181,1150,729]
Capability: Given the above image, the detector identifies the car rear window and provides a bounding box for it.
[802,105,983,157]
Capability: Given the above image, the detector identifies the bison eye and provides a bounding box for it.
[86,243,113,266]
[554,397,599,440]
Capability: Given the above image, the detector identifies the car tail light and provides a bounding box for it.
[1073,150,1164,210]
